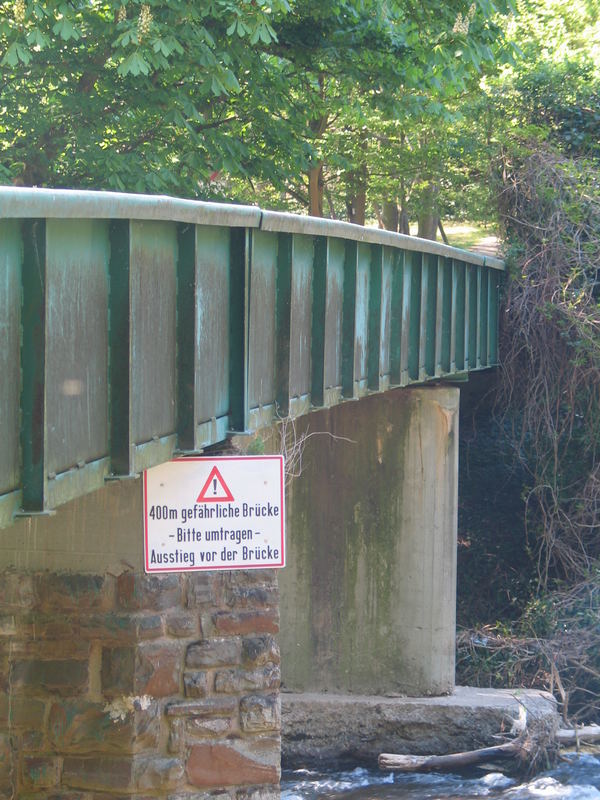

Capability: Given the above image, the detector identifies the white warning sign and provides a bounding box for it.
[143,456,285,573]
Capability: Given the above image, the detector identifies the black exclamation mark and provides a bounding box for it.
[213,478,217,495]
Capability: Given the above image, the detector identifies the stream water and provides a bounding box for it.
[282,754,600,800]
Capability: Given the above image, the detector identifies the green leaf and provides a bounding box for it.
[210,75,226,95]
[26,28,50,49]
[1,42,20,67]
[117,51,150,76]
[53,18,80,42]
[221,68,241,93]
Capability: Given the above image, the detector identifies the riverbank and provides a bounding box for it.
[282,687,559,767]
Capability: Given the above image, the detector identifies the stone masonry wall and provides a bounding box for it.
[0,567,280,798]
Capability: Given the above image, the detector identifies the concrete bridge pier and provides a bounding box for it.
[280,385,459,698]
[278,387,558,765]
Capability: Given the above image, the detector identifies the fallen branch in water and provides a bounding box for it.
[557,725,600,745]
[379,726,600,774]
[379,740,525,772]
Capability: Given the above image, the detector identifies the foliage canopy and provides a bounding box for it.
[1,0,510,218]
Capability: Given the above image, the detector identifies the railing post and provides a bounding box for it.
[228,228,250,432]
[311,236,328,408]
[20,219,47,511]
[108,220,132,476]
[341,240,358,399]
[275,233,293,416]
[176,223,196,452]
[389,249,403,386]
[367,244,383,392]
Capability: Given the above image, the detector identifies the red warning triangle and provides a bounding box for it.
[197,466,234,503]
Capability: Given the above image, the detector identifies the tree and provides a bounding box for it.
[265,0,513,225]
[0,0,294,193]
[0,0,512,217]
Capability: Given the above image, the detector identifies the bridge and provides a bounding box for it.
[0,188,504,797]
[1,187,502,524]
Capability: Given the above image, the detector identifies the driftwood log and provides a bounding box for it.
[379,725,600,773]
[556,725,600,745]
[378,741,523,772]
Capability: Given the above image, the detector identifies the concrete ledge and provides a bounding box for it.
[281,686,559,766]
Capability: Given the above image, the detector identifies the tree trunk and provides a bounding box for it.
[399,176,410,234]
[417,182,439,240]
[418,213,438,240]
[309,165,324,217]
[399,207,410,235]
[438,218,450,245]
[346,161,367,225]
[347,187,366,225]
[382,200,399,232]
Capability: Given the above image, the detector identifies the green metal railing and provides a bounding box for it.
[0,187,504,527]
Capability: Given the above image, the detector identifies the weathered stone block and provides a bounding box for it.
[22,756,61,789]
[185,717,233,739]
[35,574,108,612]
[166,612,199,638]
[213,610,279,636]
[135,614,164,640]
[133,756,185,792]
[186,638,242,668]
[62,756,133,791]
[240,695,280,732]
[224,585,279,610]
[80,613,131,643]
[12,659,88,694]
[21,730,44,751]
[17,613,77,641]
[183,670,209,698]
[117,573,182,611]
[0,696,45,728]
[81,612,162,643]
[168,718,184,754]
[12,637,89,660]
[48,698,159,754]
[101,646,135,696]
[226,570,277,587]
[186,744,278,788]
[135,642,182,697]
[166,698,237,719]
[186,574,216,608]
[214,665,280,695]
[242,636,280,667]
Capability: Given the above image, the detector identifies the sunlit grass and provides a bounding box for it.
[408,221,500,254]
